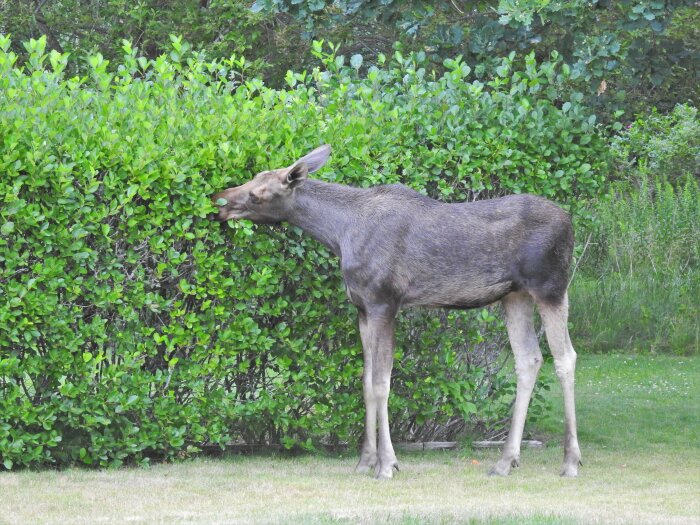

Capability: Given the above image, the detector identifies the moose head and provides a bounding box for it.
[211,145,331,224]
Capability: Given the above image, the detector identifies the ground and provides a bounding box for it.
[1,354,698,525]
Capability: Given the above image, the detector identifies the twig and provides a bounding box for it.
[568,232,592,288]
[450,0,465,15]
[647,252,657,274]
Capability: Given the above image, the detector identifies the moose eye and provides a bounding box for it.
[249,193,261,205]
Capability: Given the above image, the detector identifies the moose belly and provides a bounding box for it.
[404,279,514,310]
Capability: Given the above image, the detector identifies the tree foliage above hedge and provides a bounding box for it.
[0,34,606,468]
[2,0,697,115]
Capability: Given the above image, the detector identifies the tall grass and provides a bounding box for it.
[570,175,699,354]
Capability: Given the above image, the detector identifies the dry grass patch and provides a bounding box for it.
[1,447,698,525]
[1,354,698,525]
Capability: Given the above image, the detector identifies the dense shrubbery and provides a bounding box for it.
[0,35,608,469]
[610,104,700,185]
[570,106,700,355]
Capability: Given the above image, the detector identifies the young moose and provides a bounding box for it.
[212,145,582,480]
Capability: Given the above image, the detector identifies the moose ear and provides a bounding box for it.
[292,144,331,174]
[285,162,308,187]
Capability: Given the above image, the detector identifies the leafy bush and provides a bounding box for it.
[570,105,699,355]
[0,35,607,469]
[611,104,700,185]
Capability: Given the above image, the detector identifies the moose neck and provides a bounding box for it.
[287,179,362,256]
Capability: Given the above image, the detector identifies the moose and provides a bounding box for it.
[212,145,581,480]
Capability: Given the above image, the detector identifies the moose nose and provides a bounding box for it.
[209,194,229,221]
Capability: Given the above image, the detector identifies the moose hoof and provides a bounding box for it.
[375,460,399,480]
[355,457,377,474]
[560,450,582,477]
[354,462,374,474]
[560,459,582,477]
[355,451,377,474]
[488,457,518,477]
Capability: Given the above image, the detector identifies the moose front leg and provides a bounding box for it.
[355,306,399,479]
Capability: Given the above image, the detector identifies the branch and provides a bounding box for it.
[33,0,64,53]
[450,0,465,15]
[568,232,593,288]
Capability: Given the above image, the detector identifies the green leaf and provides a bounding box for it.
[1,222,14,235]
[650,19,664,32]
[250,0,266,13]
[350,54,363,70]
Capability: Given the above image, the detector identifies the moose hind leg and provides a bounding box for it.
[538,292,582,477]
[355,310,378,474]
[372,315,399,480]
[490,291,543,476]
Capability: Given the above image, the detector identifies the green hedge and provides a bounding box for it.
[0,35,608,469]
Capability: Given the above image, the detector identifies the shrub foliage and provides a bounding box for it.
[571,107,700,355]
[611,104,700,184]
[0,35,608,469]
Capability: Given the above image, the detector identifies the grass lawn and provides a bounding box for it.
[1,353,698,525]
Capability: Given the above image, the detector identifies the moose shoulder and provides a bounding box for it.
[213,145,581,480]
